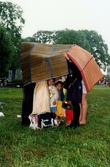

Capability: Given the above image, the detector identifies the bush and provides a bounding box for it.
[13,79,23,87]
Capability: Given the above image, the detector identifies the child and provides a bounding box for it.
[47,78,59,113]
[47,79,59,126]
[55,81,64,101]
[62,89,74,126]
[55,81,65,118]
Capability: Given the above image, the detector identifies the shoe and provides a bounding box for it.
[54,119,59,127]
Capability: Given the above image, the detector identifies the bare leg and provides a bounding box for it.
[79,93,88,124]
[79,103,82,122]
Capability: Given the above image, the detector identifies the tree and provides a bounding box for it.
[54,29,110,70]
[82,30,110,70]
[26,29,110,70]
[54,29,80,44]
[0,1,25,72]
[22,36,35,42]
[0,25,14,77]
[32,30,55,44]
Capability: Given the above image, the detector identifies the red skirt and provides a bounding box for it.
[66,110,74,121]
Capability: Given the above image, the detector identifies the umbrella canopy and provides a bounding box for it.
[66,44,103,92]
[20,42,70,85]
[20,43,103,91]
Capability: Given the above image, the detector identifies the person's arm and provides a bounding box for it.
[52,86,59,101]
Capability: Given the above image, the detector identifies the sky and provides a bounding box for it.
[2,0,110,54]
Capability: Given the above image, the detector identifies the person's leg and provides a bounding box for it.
[65,109,74,126]
[21,83,35,125]
[70,102,80,128]
[79,103,82,122]
[79,93,88,124]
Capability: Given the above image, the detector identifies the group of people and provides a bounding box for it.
[28,55,88,129]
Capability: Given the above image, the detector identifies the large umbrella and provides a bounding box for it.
[21,43,103,126]
[20,43,103,91]
[65,44,103,92]
[20,42,70,85]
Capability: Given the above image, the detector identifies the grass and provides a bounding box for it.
[0,86,110,167]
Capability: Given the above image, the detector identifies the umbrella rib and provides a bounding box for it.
[80,56,93,72]
[28,43,37,83]
[46,45,58,78]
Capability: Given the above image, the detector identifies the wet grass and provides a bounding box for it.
[0,86,110,167]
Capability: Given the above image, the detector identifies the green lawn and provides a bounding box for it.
[0,86,110,167]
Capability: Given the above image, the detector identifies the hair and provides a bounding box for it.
[55,81,63,86]
[47,78,55,82]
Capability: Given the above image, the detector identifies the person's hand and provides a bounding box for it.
[63,52,69,60]
[67,105,71,109]
[68,100,72,105]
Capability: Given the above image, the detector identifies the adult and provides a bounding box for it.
[79,80,88,125]
[21,83,35,125]
[64,58,82,128]
[29,80,58,129]
[32,81,50,115]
